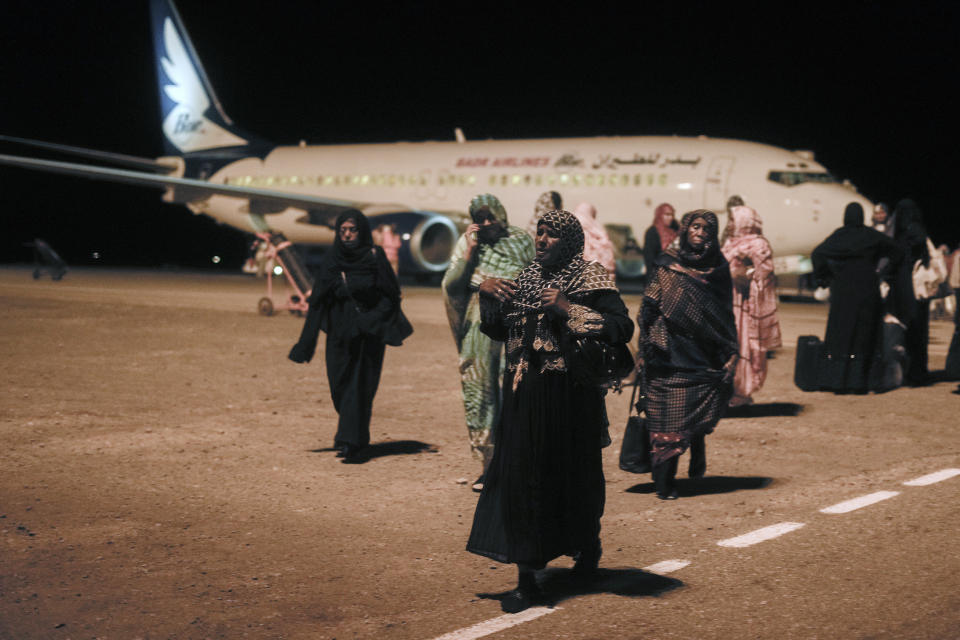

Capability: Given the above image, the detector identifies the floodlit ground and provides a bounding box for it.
[1,267,958,640]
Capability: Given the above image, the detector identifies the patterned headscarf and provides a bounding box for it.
[469,193,508,225]
[722,206,770,266]
[504,209,617,388]
[729,205,763,236]
[512,209,595,312]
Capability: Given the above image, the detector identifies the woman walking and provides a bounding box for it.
[721,205,782,406]
[442,194,534,490]
[288,211,412,461]
[639,210,738,500]
[467,209,633,613]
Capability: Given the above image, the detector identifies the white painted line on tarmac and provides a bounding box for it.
[430,606,559,640]
[643,559,691,574]
[820,491,900,514]
[717,522,806,548]
[903,468,960,486]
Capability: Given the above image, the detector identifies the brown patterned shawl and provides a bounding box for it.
[640,211,738,461]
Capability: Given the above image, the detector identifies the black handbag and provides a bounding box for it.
[567,336,634,389]
[618,379,651,474]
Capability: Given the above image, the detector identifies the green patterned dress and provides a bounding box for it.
[442,226,534,469]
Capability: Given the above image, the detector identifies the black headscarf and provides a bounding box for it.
[844,202,864,227]
[813,202,894,263]
[893,198,924,238]
[313,210,399,302]
[333,210,375,267]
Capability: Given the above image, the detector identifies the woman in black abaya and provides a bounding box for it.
[889,198,931,385]
[467,209,633,613]
[289,211,412,460]
[811,202,901,393]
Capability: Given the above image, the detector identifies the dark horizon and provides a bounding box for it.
[2,2,958,269]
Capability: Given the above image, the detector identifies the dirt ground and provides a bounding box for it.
[1,266,958,640]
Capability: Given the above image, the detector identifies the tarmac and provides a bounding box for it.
[1,266,958,639]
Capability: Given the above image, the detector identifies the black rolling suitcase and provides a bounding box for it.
[794,335,823,391]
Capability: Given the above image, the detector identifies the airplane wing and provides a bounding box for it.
[0,135,176,174]
[0,152,376,228]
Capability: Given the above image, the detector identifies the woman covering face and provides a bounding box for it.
[441,193,535,490]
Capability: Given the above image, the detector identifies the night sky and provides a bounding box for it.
[2,2,958,269]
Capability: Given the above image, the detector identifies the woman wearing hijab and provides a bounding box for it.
[526,190,563,238]
[643,203,679,283]
[573,202,617,281]
[288,211,412,461]
[721,206,782,406]
[811,203,901,393]
[442,194,535,490]
[639,210,739,500]
[467,210,633,613]
[889,198,931,385]
[720,194,746,247]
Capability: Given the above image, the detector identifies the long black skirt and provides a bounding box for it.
[325,333,385,448]
[466,369,605,568]
[821,265,884,392]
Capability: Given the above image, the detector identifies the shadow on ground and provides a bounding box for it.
[928,368,960,385]
[725,402,803,418]
[625,475,773,497]
[478,566,682,608]
[309,440,437,463]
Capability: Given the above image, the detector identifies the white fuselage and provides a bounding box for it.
[187,135,873,269]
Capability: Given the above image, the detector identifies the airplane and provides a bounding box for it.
[0,0,874,283]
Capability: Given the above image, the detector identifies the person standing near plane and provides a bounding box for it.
[889,198,931,386]
[442,194,534,491]
[721,206,782,406]
[639,210,738,499]
[871,202,894,237]
[643,203,679,283]
[719,194,745,246]
[467,209,633,612]
[288,211,413,461]
[372,223,402,275]
[526,191,563,238]
[573,202,617,281]
[811,202,902,393]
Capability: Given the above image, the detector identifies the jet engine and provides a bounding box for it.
[371,211,462,274]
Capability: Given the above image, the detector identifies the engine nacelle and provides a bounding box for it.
[369,211,461,274]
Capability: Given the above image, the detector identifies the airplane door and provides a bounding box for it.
[703,156,735,211]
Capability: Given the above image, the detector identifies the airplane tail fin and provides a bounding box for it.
[149,0,264,155]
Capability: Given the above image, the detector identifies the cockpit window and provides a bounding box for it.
[767,171,838,187]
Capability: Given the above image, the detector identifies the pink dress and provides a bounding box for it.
[721,206,782,405]
[573,203,617,280]
[378,225,402,274]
